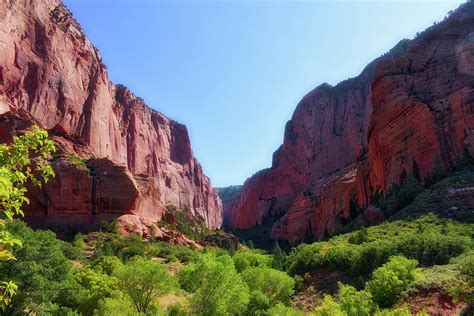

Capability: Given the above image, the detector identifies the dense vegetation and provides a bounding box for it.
[0,129,472,315]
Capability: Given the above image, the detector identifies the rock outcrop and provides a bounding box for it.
[225,3,474,243]
[0,0,222,233]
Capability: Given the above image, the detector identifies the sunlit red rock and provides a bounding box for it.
[226,4,474,243]
[0,0,222,233]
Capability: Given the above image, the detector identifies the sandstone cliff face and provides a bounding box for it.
[226,3,474,243]
[0,0,222,232]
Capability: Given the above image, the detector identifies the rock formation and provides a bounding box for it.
[225,3,474,243]
[0,0,222,233]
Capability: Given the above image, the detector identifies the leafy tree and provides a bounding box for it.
[73,267,118,315]
[233,250,272,273]
[241,267,295,305]
[114,256,175,314]
[366,256,418,307]
[178,254,249,315]
[313,295,345,316]
[337,283,376,316]
[0,127,55,307]
[0,220,72,315]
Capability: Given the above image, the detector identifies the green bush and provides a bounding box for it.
[0,221,73,314]
[337,283,376,316]
[366,256,418,308]
[313,295,345,316]
[114,256,175,314]
[241,267,295,305]
[287,215,473,277]
[233,250,272,272]
[178,254,249,315]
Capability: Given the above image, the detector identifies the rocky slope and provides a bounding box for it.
[0,0,222,234]
[225,3,474,243]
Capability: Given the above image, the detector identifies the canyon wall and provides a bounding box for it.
[226,3,474,243]
[0,0,222,233]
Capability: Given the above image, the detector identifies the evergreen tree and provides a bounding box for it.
[272,242,286,271]
[412,160,421,182]
[247,240,255,249]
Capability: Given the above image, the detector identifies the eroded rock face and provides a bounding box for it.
[0,0,222,232]
[226,3,474,243]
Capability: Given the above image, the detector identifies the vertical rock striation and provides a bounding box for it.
[0,0,222,233]
[225,3,474,243]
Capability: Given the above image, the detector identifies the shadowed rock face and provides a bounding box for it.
[0,0,222,232]
[225,3,474,243]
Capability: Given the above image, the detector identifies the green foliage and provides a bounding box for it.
[68,154,89,172]
[0,127,55,306]
[241,266,295,305]
[337,283,376,316]
[92,255,123,276]
[266,302,304,316]
[233,250,272,273]
[374,306,412,316]
[178,254,249,315]
[73,267,118,315]
[272,241,286,270]
[0,220,71,315]
[365,256,418,308]
[380,176,423,215]
[287,215,472,276]
[61,240,85,261]
[99,220,118,234]
[145,241,199,263]
[313,295,345,316]
[114,256,175,313]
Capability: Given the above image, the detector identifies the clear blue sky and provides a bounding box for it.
[63,0,463,187]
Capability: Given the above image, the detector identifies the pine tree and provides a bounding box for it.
[462,146,473,166]
[272,241,286,270]
[412,160,421,182]
[247,240,255,249]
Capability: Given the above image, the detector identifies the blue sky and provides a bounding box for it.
[63,0,463,187]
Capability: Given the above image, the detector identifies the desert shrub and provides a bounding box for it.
[178,254,249,315]
[366,256,418,307]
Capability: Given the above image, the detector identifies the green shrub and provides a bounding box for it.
[178,254,249,315]
[114,256,175,314]
[0,221,73,314]
[366,256,418,307]
[233,250,272,272]
[337,283,376,316]
[313,295,345,316]
[266,302,303,316]
[241,267,295,305]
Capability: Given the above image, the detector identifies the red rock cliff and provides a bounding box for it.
[226,3,474,243]
[0,0,222,232]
